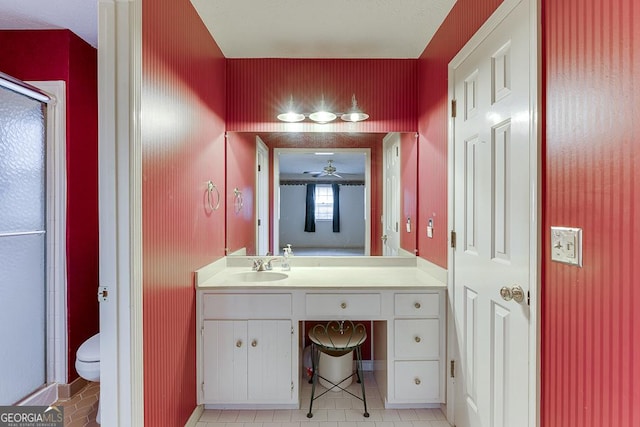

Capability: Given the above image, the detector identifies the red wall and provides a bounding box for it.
[542,0,640,425]
[416,0,502,267]
[141,0,226,424]
[0,29,99,383]
[225,133,256,255]
[227,59,417,133]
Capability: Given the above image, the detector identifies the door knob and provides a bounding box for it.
[381,234,388,242]
[500,285,525,303]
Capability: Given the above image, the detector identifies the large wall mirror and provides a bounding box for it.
[225,132,418,257]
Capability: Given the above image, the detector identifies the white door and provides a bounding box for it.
[247,320,292,402]
[256,138,269,255]
[451,1,532,426]
[382,133,400,256]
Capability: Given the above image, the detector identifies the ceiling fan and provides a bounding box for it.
[304,159,342,178]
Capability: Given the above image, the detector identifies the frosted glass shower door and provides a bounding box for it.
[0,86,47,404]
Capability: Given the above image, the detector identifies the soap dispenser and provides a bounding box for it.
[281,245,292,271]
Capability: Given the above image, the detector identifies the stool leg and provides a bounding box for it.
[307,345,321,418]
[355,346,369,417]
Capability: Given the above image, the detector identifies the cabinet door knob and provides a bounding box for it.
[414,378,421,385]
[251,340,258,347]
[340,302,347,309]
[236,340,242,348]
[414,302,421,309]
[414,336,421,343]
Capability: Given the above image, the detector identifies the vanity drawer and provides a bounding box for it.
[394,319,440,359]
[394,293,440,317]
[394,360,440,401]
[305,293,381,317]
[202,293,292,319]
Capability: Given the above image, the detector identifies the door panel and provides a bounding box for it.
[452,1,531,426]
[382,133,400,256]
[0,86,46,404]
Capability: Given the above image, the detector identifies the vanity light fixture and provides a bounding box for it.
[277,93,369,123]
[340,94,369,122]
[277,95,306,122]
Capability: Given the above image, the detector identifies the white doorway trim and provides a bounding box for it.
[445,0,539,425]
[32,81,68,388]
[273,147,371,256]
[98,0,144,425]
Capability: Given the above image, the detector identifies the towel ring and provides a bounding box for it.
[206,181,220,211]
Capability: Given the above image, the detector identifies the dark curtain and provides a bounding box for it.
[304,183,316,232]
[332,183,340,232]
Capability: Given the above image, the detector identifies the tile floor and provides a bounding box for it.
[197,372,451,427]
[53,381,100,427]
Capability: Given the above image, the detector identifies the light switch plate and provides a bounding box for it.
[550,226,583,266]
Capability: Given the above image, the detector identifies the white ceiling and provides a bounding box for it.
[0,0,456,58]
[191,0,456,58]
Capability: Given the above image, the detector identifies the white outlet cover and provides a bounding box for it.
[550,226,583,267]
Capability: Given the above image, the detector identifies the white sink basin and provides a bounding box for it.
[229,271,289,282]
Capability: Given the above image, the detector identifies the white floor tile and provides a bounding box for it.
[198,372,451,427]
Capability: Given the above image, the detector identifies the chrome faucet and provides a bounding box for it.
[251,256,281,271]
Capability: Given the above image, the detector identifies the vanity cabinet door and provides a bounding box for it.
[202,320,248,402]
[202,319,293,404]
[247,320,293,402]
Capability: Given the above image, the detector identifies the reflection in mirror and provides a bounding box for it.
[275,148,370,256]
[225,132,418,257]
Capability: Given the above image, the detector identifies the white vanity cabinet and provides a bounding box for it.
[196,263,447,410]
[389,292,444,404]
[198,293,296,407]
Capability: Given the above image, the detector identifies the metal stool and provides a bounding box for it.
[306,320,369,418]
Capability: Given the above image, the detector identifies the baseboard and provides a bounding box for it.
[16,383,58,406]
[184,404,204,427]
[57,377,88,400]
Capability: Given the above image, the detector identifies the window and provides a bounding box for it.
[315,184,333,220]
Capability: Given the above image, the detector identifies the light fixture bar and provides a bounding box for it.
[277,93,368,123]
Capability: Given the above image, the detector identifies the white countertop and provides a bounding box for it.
[196,257,447,290]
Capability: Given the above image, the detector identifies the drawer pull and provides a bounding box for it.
[340,302,347,309]
[414,378,421,385]
[414,302,421,309]
[251,340,258,347]
[236,340,242,348]
[414,336,422,343]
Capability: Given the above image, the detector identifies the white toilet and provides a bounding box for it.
[76,333,100,424]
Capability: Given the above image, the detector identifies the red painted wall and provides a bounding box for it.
[226,133,256,255]
[416,0,502,267]
[0,29,99,383]
[141,0,226,424]
[227,59,417,133]
[542,0,640,425]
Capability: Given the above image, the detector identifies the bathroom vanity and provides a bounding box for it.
[195,257,447,410]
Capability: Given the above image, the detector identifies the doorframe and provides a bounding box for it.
[255,137,269,255]
[272,147,371,255]
[98,0,144,425]
[33,81,68,388]
[446,0,540,425]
